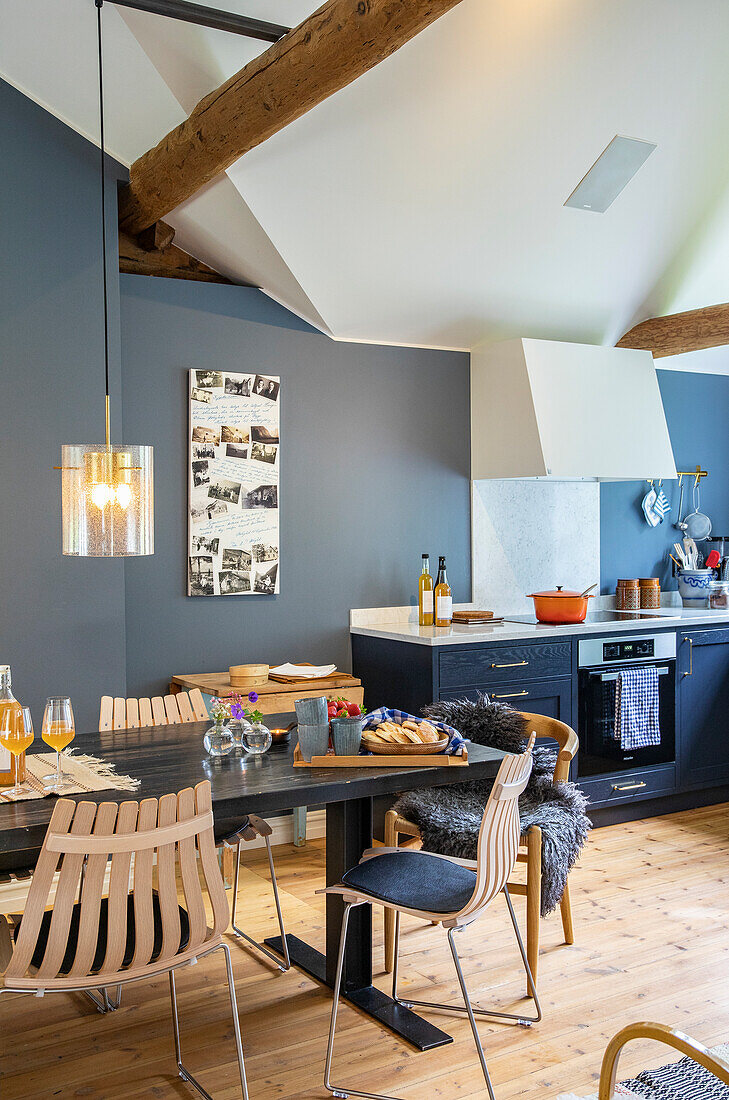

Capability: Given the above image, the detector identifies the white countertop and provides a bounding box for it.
[350,605,729,646]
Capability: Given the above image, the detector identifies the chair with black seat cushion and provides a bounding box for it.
[0,782,248,1100]
[322,735,539,1100]
[100,694,290,973]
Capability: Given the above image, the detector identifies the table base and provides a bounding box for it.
[264,933,453,1052]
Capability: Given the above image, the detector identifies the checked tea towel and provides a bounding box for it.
[614,667,661,751]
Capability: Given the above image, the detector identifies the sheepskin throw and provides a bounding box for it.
[393,696,591,916]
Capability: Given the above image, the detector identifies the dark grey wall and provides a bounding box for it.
[0,79,127,733]
[120,276,471,698]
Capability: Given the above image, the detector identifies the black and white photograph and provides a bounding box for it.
[189,555,214,596]
[226,443,248,460]
[224,375,252,397]
[243,484,278,509]
[191,459,210,487]
[221,424,249,444]
[192,424,220,445]
[219,570,251,595]
[251,425,279,444]
[253,375,280,401]
[191,534,219,555]
[195,370,223,389]
[193,443,216,459]
[251,442,278,465]
[208,478,241,505]
[222,547,252,571]
[253,542,277,563]
[189,369,279,596]
[254,562,278,593]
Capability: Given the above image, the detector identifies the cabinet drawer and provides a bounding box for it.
[439,641,571,689]
[579,764,676,807]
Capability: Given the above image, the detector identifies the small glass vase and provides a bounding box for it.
[204,720,234,757]
[229,717,253,749]
[241,720,272,756]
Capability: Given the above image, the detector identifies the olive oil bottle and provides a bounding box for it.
[418,554,434,626]
[434,556,453,627]
[0,666,26,788]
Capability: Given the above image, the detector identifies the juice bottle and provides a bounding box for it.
[0,666,26,787]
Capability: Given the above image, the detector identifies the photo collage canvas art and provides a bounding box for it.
[188,370,280,596]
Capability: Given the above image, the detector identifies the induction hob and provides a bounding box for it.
[504,610,667,626]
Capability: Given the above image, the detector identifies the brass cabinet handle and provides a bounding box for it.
[491,660,528,669]
[682,637,693,677]
[611,781,647,792]
[492,690,529,699]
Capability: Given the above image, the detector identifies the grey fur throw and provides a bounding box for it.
[393,696,591,916]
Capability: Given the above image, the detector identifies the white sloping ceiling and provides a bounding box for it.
[4,0,729,351]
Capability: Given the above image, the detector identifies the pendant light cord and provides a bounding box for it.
[96,0,111,447]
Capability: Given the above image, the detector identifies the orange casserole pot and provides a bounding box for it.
[527,586,595,624]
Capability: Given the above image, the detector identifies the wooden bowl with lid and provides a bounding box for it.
[229,663,269,689]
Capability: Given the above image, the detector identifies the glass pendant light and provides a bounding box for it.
[59,0,153,557]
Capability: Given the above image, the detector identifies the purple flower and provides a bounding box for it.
[230,703,245,719]
[248,691,259,703]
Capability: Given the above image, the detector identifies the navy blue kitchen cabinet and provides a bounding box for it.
[678,628,729,791]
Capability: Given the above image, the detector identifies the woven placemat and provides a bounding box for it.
[0,752,141,803]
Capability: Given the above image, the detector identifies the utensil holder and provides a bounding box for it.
[297,723,330,761]
[294,696,328,724]
[331,716,363,756]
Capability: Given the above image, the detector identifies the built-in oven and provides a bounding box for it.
[577,633,676,778]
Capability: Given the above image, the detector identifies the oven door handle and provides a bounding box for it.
[593,666,671,682]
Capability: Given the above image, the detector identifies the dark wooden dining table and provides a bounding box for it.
[0,713,505,1051]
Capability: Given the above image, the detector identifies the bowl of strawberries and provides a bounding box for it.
[328,697,365,756]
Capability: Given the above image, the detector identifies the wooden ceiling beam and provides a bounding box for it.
[118,0,465,235]
[118,228,232,283]
[617,303,729,358]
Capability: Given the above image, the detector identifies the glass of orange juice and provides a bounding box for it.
[0,705,35,797]
[41,697,75,793]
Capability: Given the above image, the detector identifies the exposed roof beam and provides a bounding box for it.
[617,303,729,358]
[119,227,235,283]
[105,0,289,43]
[118,0,465,235]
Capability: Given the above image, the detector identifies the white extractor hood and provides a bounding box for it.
[471,338,677,481]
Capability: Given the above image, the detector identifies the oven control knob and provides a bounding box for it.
[604,643,620,659]
[636,642,651,656]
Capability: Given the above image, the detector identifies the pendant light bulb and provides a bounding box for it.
[58,1,154,557]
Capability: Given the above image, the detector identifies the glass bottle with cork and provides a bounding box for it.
[418,554,434,626]
[0,666,27,788]
[434,556,453,627]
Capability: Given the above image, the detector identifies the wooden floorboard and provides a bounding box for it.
[1,803,728,1098]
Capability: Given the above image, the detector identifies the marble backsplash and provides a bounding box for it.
[472,479,600,614]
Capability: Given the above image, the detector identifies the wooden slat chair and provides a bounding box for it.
[599,1022,729,1099]
[0,783,249,1100]
[322,736,539,1100]
[99,694,290,973]
[383,711,579,987]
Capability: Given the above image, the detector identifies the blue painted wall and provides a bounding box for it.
[600,369,729,593]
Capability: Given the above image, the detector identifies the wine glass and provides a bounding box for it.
[0,706,35,797]
[41,697,75,793]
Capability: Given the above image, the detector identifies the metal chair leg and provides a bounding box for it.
[230,836,291,971]
[394,889,542,1028]
[324,901,400,1100]
[447,927,497,1100]
[169,947,249,1100]
[390,910,401,1002]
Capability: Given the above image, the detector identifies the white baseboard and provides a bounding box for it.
[245,809,326,851]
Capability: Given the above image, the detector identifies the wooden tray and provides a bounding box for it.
[293,744,468,768]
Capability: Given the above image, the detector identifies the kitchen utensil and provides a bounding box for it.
[674,542,688,569]
[705,550,721,569]
[527,585,596,624]
[580,583,598,597]
[674,475,686,530]
[681,482,712,541]
[669,554,681,570]
[683,537,699,569]
[229,663,269,688]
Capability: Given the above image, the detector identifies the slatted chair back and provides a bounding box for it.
[455,733,535,922]
[99,690,208,732]
[5,781,228,991]
[519,711,578,784]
